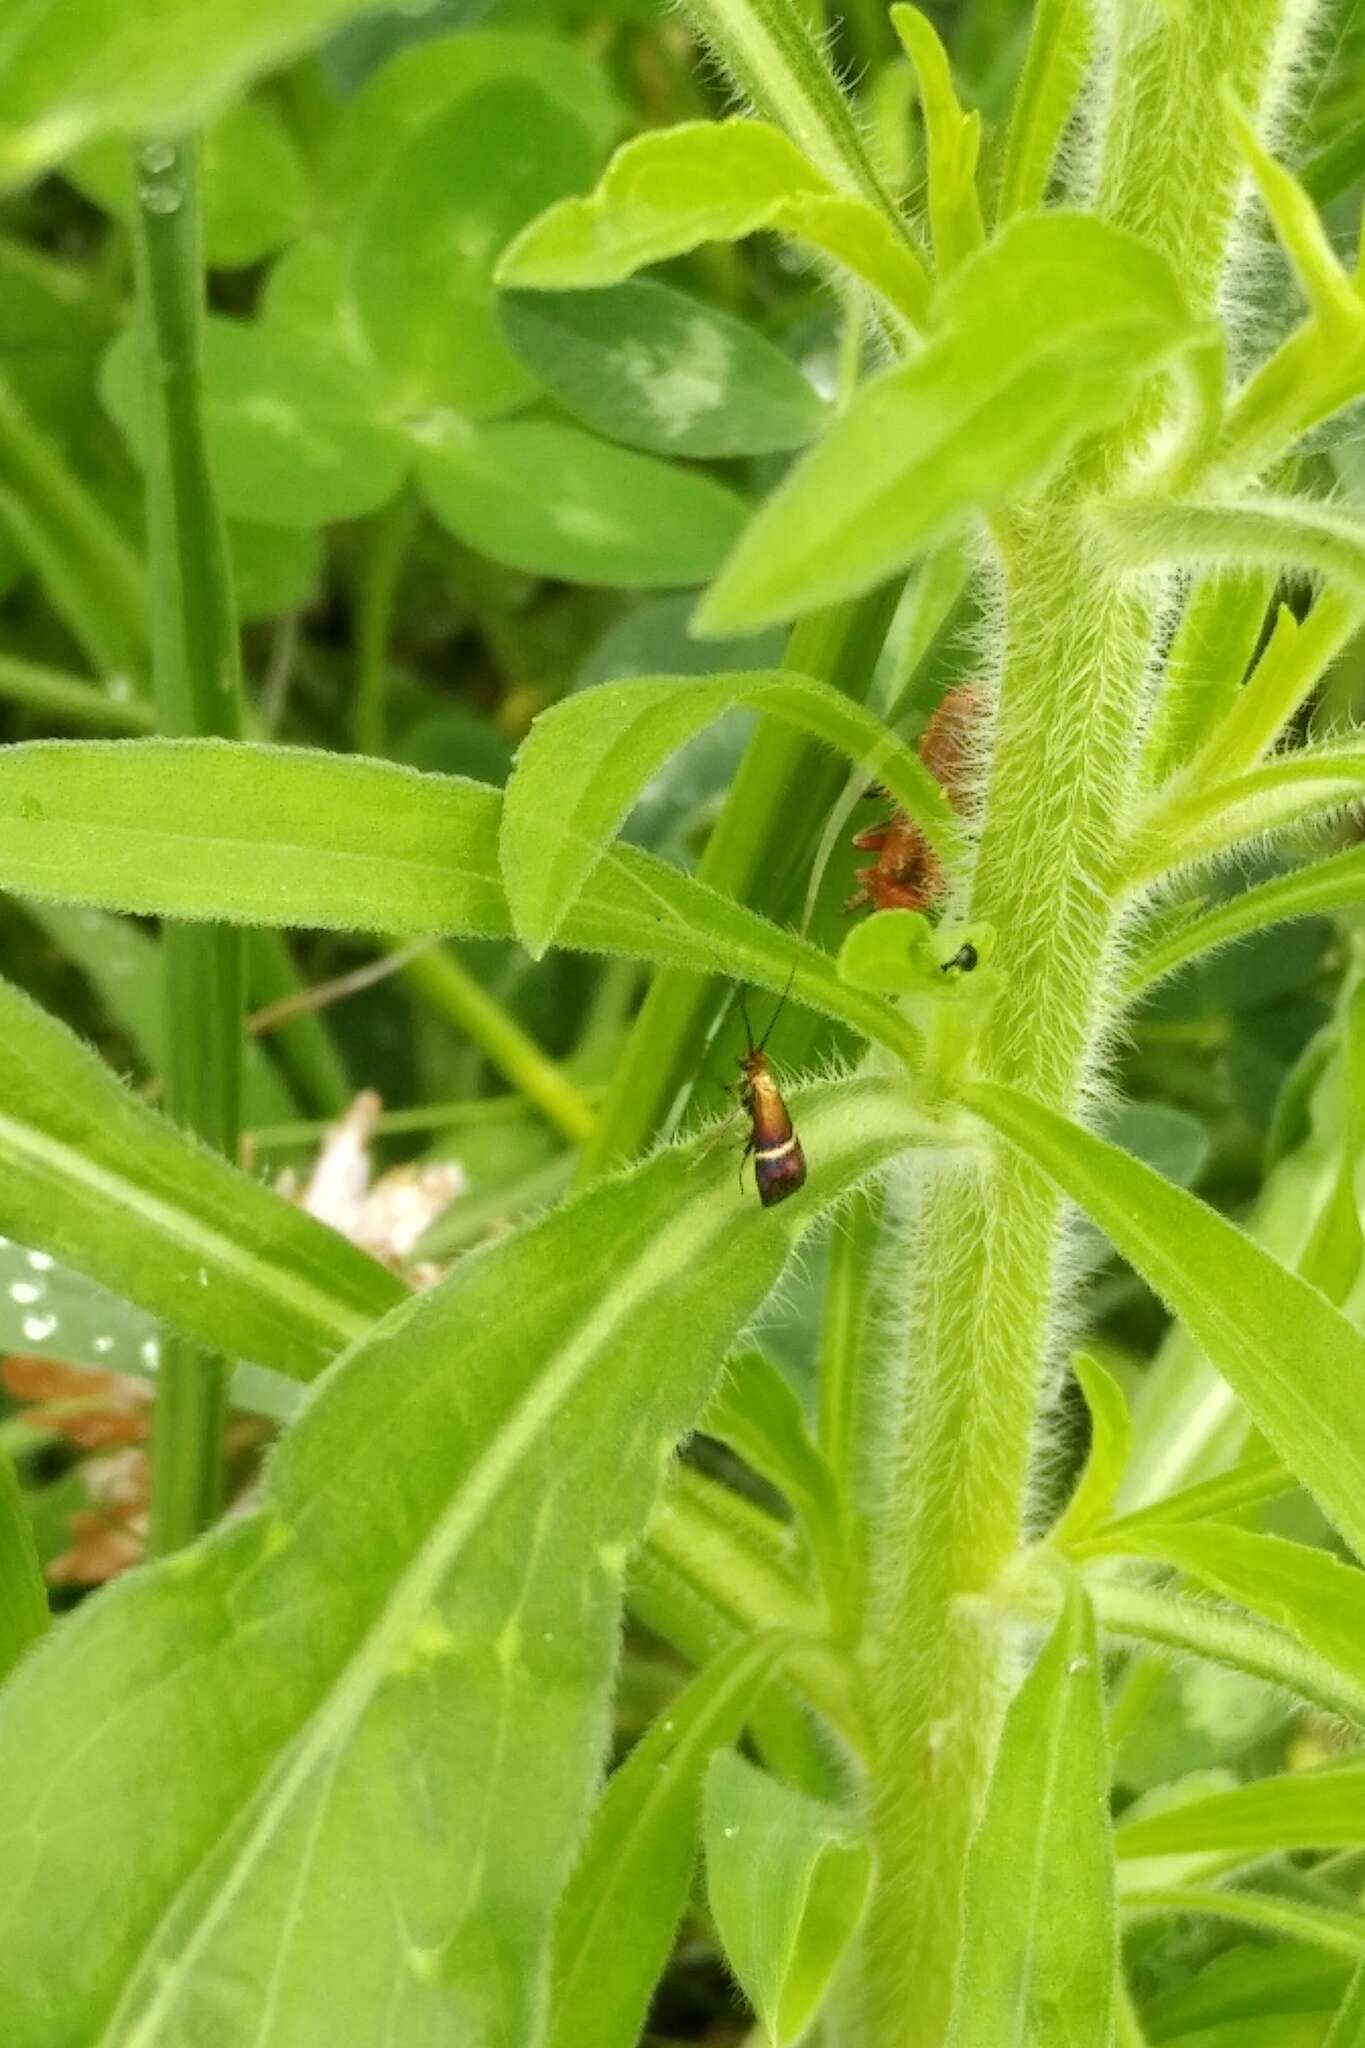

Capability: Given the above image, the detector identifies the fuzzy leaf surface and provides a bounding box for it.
[697,213,1196,632]
[0,974,399,1380]
[548,1632,796,2048]
[704,1749,873,2044]
[501,671,960,954]
[0,741,916,1060]
[0,1078,928,2046]
[968,1083,1365,1560]
[949,1575,1114,2047]
[1116,1759,1365,1860]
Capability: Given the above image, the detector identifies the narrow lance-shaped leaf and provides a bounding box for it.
[1127,841,1365,993]
[702,1349,846,1609]
[891,5,985,276]
[1327,1962,1365,2048]
[996,0,1093,222]
[1123,745,1365,885]
[704,1748,874,2045]
[0,739,919,1064]
[501,670,962,955]
[1115,1758,1365,1861]
[697,213,1198,634]
[0,972,401,1381]
[0,1076,931,2046]
[548,1631,797,2048]
[1103,1522,1365,1698]
[1095,494,1365,600]
[949,1574,1114,2047]
[1052,1353,1133,1550]
[967,1081,1365,1560]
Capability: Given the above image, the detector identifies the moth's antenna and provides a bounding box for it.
[735,984,757,1055]
[757,960,798,1054]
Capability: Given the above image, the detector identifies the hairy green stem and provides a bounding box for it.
[854,7,1322,2035]
[130,137,245,1554]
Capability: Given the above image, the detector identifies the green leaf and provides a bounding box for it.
[1116,1758,1365,1861]
[351,80,598,421]
[949,1574,1114,2047]
[702,1350,846,1608]
[890,5,985,275]
[500,670,961,955]
[1300,981,1365,1304]
[413,413,746,588]
[1328,1963,1365,2048]
[704,1749,874,2045]
[497,118,828,289]
[24,898,296,1128]
[548,1631,796,2048]
[1053,1353,1133,1549]
[102,318,406,530]
[1125,744,1365,885]
[1187,587,1362,788]
[500,280,828,458]
[776,193,932,328]
[1222,88,1361,329]
[1096,494,1365,600]
[0,1076,926,2044]
[0,0,427,189]
[965,1083,1365,1561]
[323,31,623,219]
[697,213,1197,633]
[0,1443,46,1683]
[1107,1522,1365,1697]
[0,740,921,1065]
[65,100,310,269]
[1141,568,1274,788]
[1129,842,1365,992]
[997,0,1093,221]
[0,971,401,1380]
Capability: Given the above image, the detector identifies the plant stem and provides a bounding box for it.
[0,652,153,732]
[857,8,1321,2033]
[395,943,597,1146]
[352,488,417,757]
[130,137,245,1555]
[0,378,149,682]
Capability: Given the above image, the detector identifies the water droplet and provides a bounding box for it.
[27,1251,52,1272]
[140,1337,161,1369]
[140,140,175,174]
[18,794,43,822]
[139,180,182,216]
[93,1335,115,1355]
[8,1281,41,1305]
[22,1314,56,1344]
[1067,1655,1091,1675]
[197,1267,209,1288]
[722,1824,739,1839]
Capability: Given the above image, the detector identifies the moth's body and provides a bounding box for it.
[738,1048,807,1207]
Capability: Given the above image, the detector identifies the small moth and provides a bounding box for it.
[735,984,806,1207]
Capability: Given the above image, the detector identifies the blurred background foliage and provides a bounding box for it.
[1,0,1364,2037]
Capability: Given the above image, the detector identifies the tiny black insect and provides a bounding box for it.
[939,941,978,974]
